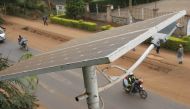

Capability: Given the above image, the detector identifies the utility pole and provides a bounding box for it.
[153,0,159,17]
[129,0,132,13]
[128,0,133,24]
[154,1,157,9]
[82,66,100,109]
[47,0,52,14]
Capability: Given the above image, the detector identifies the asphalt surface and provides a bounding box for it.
[1,39,190,109]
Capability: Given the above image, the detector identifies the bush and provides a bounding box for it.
[0,17,4,24]
[50,16,97,31]
[101,25,112,31]
[162,36,190,52]
[65,0,85,19]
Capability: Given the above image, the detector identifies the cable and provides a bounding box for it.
[99,96,104,109]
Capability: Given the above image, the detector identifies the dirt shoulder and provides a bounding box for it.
[3,16,190,107]
[2,15,92,39]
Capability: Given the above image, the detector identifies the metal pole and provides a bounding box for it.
[141,8,144,20]
[118,6,121,17]
[96,4,99,15]
[155,1,157,9]
[82,66,100,109]
[98,44,155,92]
[128,0,133,24]
[77,44,155,100]
[127,44,155,73]
[129,0,132,12]
[47,0,52,14]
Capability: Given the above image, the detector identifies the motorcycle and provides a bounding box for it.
[123,77,148,99]
[19,39,28,51]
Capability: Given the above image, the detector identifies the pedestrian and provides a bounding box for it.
[156,46,160,54]
[42,15,48,26]
[177,44,184,64]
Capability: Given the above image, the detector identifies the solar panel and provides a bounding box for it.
[0,10,186,80]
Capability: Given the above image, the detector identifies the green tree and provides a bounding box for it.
[19,52,39,94]
[65,0,85,19]
[0,0,47,17]
[0,53,39,109]
[83,0,92,3]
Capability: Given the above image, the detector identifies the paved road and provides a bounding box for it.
[1,40,190,109]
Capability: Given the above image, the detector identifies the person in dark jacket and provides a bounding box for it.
[18,35,23,44]
[42,16,48,26]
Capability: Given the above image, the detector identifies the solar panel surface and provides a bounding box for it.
[0,11,186,80]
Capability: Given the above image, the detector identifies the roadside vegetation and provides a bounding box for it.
[145,35,190,52]
[101,25,112,31]
[65,0,85,19]
[0,52,39,109]
[50,15,97,31]
[0,0,48,19]
[50,0,97,31]
[163,36,190,52]
[0,17,4,24]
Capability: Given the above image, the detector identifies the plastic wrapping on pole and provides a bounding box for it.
[82,66,100,109]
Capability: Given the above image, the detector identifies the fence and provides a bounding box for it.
[87,12,107,22]
[111,7,172,25]
[87,6,189,35]
[88,7,169,24]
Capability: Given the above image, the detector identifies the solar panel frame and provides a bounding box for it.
[0,10,186,81]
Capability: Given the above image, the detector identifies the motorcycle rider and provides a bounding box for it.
[18,35,28,49]
[18,35,23,45]
[123,74,147,99]
[123,73,137,92]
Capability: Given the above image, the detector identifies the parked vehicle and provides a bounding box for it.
[123,76,148,99]
[0,27,6,42]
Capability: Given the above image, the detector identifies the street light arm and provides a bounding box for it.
[76,44,155,101]
[99,44,155,92]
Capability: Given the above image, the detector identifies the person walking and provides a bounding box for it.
[42,15,48,26]
[177,44,184,64]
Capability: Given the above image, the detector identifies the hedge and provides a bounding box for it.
[50,16,97,31]
[162,36,190,52]
[101,25,112,31]
[0,17,4,24]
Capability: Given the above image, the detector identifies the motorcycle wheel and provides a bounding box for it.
[139,90,148,99]
[124,88,130,94]
[25,45,29,51]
